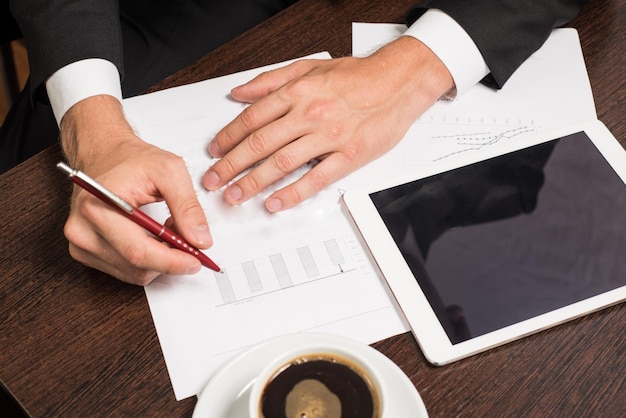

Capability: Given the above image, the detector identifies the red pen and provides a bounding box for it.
[57,161,222,273]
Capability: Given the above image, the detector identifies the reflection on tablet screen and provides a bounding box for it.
[370,132,626,344]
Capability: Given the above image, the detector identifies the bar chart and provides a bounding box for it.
[212,237,355,306]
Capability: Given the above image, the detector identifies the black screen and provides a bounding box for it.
[370,132,626,344]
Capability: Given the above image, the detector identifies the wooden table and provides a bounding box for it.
[1,0,624,416]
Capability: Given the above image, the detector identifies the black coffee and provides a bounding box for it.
[260,354,380,418]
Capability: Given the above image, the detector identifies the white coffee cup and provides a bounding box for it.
[249,335,386,418]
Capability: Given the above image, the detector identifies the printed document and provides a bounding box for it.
[122,26,596,400]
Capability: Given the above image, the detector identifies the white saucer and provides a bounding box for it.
[193,333,428,418]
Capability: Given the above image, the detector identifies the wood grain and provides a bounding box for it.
[1,0,624,416]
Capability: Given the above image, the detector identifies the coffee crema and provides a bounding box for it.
[260,354,380,418]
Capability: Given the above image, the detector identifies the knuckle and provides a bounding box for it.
[121,242,148,268]
[303,100,331,121]
[217,154,239,177]
[324,123,346,145]
[272,150,298,175]
[177,195,201,217]
[302,99,345,128]
[279,187,306,209]
[242,173,264,194]
[306,168,331,192]
[219,126,239,145]
[341,142,360,161]
[239,106,260,130]
[285,77,316,98]
[67,243,84,263]
[160,153,186,173]
[63,220,81,247]
[246,130,270,155]
[134,271,158,286]
[63,214,92,251]
[255,70,272,83]
[74,194,99,221]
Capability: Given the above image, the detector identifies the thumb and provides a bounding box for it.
[159,170,213,249]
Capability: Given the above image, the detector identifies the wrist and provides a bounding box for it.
[60,95,137,171]
[372,36,454,110]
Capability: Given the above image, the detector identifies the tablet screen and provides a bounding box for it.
[369,131,626,344]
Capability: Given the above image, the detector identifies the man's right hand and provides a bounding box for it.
[59,95,213,285]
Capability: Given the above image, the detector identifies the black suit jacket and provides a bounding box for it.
[9,0,297,98]
[10,0,587,97]
[407,0,588,88]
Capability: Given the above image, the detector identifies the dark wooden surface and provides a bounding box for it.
[1,0,624,416]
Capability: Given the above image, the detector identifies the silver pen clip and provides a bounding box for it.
[56,162,134,214]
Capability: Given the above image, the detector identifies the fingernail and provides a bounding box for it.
[266,197,283,212]
[192,224,211,245]
[203,171,220,190]
[208,141,221,157]
[224,185,243,204]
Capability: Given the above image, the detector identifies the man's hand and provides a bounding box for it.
[60,95,212,285]
[202,36,454,212]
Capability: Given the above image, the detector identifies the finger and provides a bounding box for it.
[66,193,203,284]
[230,59,317,103]
[207,91,291,160]
[220,133,326,206]
[69,235,203,286]
[68,218,203,284]
[203,101,306,191]
[68,243,160,285]
[208,60,322,159]
[264,151,356,212]
[153,157,213,249]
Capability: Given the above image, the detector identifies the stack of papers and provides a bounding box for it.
[122,24,596,400]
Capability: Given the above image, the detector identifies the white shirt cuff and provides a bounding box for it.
[404,9,490,97]
[46,58,123,125]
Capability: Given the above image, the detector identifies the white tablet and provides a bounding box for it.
[343,120,626,365]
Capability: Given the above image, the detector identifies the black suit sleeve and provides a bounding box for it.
[8,0,124,99]
[8,0,300,100]
[407,0,588,88]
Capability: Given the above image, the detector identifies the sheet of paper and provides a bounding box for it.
[124,23,596,400]
[350,23,596,174]
[125,53,409,400]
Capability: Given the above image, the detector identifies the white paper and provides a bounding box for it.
[125,53,409,400]
[124,24,596,400]
[350,23,596,172]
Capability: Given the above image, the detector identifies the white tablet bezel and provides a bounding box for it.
[343,120,626,365]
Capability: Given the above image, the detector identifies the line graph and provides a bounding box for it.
[431,125,536,161]
[404,114,540,165]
